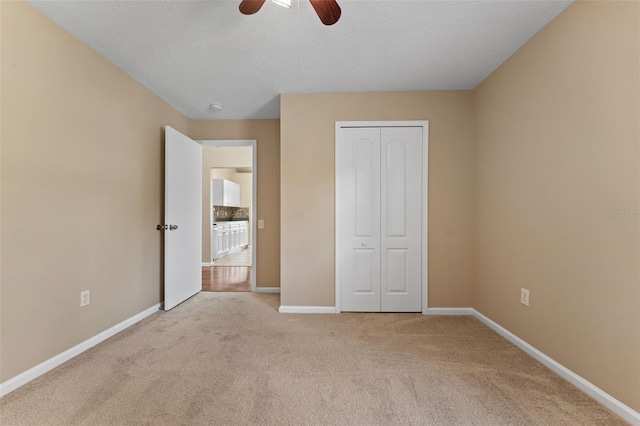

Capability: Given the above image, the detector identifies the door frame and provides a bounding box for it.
[199,139,258,292]
[335,121,429,314]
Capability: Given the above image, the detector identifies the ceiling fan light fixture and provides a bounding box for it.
[240,0,341,25]
[272,0,291,8]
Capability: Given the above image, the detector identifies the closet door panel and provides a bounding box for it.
[354,248,376,293]
[385,139,408,237]
[338,127,381,312]
[380,127,422,312]
[386,248,408,293]
[354,141,376,237]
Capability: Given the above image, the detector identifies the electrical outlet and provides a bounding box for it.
[258,219,264,229]
[80,290,90,307]
[520,288,530,306]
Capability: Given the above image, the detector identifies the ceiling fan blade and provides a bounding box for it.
[239,0,266,15]
[309,0,341,26]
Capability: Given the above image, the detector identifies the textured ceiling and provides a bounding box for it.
[30,0,572,120]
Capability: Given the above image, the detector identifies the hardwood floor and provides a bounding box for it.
[202,266,251,292]
[202,248,253,292]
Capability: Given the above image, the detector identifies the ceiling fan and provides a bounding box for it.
[239,0,342,26]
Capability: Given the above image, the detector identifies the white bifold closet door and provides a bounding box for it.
[337,126,423,312]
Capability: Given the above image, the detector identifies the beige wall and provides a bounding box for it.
[280,92,474,307]
[210,168,235,181]
[190,120,280,288]
[474,1,640,411]
[201,147,252,262]
[0,2,189,381]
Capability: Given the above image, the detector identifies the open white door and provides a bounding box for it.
[164,126,202,310]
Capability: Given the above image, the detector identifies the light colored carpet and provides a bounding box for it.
[0,293,626,425]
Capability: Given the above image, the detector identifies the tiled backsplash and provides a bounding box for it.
[213,206,249,221]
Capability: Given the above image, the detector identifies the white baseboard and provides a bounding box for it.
[0,303,161,398]
[426,307,474,316]
[254,287,280,293]
[472,309,640,425]
[201,262,213,267]
[279,305,337,314]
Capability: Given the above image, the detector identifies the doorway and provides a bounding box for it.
[199,139,258,292]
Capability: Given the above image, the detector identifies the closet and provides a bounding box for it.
[336,122,428,312]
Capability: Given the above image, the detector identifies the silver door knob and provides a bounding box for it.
[361,242,367,247]
[169,224,179,230]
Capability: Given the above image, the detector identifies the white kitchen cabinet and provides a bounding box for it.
[239,222,248,247]
[212,179,240,207]
[230,223,239,251]
[211,220,249,261]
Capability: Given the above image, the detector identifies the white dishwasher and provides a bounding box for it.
[211,223,219,261]
[212,222,233,260]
